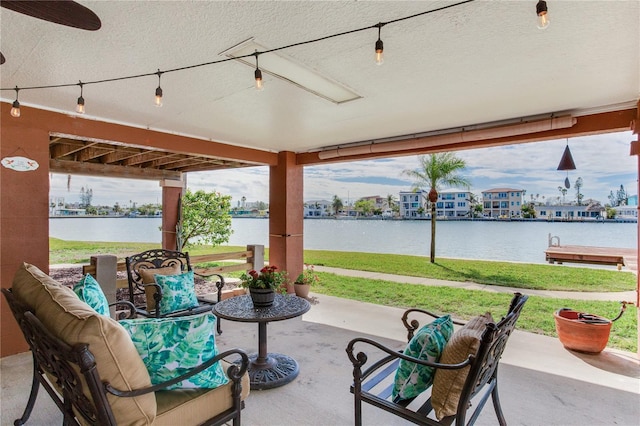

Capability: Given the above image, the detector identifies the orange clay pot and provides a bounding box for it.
[554,309,612,354]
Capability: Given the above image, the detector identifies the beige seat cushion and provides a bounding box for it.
[154,361,250,425]
[139,265,182,312]
[431,312,494,420]
[12,263,157,425]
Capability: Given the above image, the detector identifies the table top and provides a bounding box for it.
[212,294,310,323]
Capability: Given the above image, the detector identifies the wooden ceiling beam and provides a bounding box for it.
[100,148,146,164]
[49,141,97,159]
[121,151,167,166]
[50,159,181,180]
[76,146,117,162]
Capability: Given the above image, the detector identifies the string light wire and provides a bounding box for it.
[1,0,476,103]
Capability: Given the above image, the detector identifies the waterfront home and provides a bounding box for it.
[304,199,332,217]
[535,203,604,221]
[482,188,524,218]
[399,189,429,218]
[435,189,473,218]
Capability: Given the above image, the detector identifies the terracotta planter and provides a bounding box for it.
[294,283,310,298]
[249,287,275,308]
[554,309,612,354]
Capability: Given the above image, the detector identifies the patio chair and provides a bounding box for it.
[125,249,225,333]
[3,262,249,426]
[346,292,528,426]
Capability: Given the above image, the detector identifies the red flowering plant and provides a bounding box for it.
[295,264,320,286]
[240,265,288,291]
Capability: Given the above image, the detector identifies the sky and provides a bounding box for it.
[49,131,638,209]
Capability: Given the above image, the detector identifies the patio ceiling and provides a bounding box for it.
[48,135,256,180]
[1,1,638,163]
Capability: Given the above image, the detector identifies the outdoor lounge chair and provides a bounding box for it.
[125,249,226,333]
[346,292,528,426]
[3,263,249,426]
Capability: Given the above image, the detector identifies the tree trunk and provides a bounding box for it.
[430,203,436,263]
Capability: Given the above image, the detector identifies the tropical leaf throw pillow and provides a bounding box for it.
[73,274,109,316]
[392,314,454,401]
[119,313,228,390]
[153,271,199,315]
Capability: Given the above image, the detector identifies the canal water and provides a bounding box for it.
[50,217,636,265]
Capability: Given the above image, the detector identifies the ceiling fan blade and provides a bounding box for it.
[0,52,5,65]
[1,0,101,31]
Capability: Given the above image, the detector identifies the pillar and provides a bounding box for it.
[160,178,184,250]
[1,104,51,356]
[630,99,640,357]
[269,151,303,292]
[89,255,118,317]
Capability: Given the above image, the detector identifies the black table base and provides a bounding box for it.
[243,352,299,390]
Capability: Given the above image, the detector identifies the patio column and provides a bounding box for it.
[160,178,184,250]
[1,104,50,356]
[631,99,640,357]
[269,151,303,293]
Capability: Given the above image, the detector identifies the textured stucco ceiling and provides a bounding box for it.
[1,1,638,154]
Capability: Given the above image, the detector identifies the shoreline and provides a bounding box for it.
[49,215,638,223]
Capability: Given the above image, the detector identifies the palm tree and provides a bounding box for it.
[332,195,343,216]
[404,153,470,263]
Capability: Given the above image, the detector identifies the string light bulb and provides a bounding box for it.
[154,70,163,107]
[536,0,550,29]
[10,87,20,118]
[76,81,85,114]
[375,23,385,65]
[254,51,264,91]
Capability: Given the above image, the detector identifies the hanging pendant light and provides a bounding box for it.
[557,139,576,189]
[76,81,85,114]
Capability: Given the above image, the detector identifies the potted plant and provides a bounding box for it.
[240,266,288,307]
[294,264,320,299]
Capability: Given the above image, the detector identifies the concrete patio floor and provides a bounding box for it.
[1,293,639,425]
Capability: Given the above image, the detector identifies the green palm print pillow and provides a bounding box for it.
[119,313,228,390]
[392,314,454,401]
[73,274,109,316]
[153,271,199,315]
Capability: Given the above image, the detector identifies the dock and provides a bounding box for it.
[545,245,637,272]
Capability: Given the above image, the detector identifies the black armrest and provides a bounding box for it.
[109,300,137,319]
[193,271,225,302]
[346,337,472,382]
[105,348,249,397]
[401,308,466,341]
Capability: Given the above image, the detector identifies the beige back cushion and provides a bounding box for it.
[12,263,156,425]
[431,312,494,420]
[139,265,182,312]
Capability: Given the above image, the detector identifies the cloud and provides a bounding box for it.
[48,131,636,207]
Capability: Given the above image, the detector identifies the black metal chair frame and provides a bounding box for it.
[2,288,248,426]
[125,249,226,333]
[346,292,528,426]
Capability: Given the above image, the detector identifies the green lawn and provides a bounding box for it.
[303,250,636,292]
[49,239,638,352]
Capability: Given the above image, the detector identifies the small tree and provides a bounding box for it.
[574,177,584,205]
[521,203,536,218]
[616,184,628,206]
[354,199,374,216]
[332,195,344,215]
[403,153,470,263]
[557,186,567,204]
[178,190,232,251]
[80,186,93,208]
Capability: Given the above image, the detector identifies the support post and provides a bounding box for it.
[269,152,304,292]
[160,178,184,250]
[630,99,640,358]
[247,245,265,271]
[89,255,118,317]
